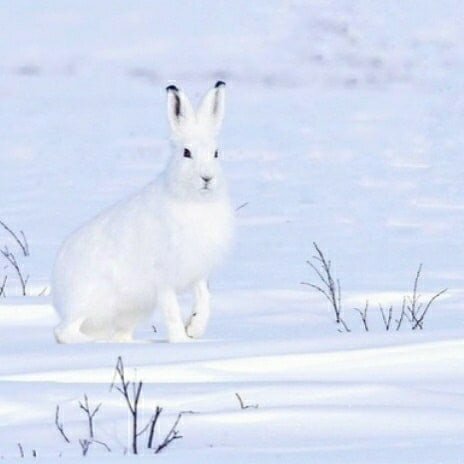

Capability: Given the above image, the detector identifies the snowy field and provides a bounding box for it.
[1,1,464,461]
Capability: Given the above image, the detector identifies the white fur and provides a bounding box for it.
[52,82,233,343]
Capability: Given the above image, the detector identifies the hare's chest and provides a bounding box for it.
[168,200,233,281]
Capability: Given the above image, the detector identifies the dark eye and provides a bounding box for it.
[183,148,192,158]
[214,149,219,158]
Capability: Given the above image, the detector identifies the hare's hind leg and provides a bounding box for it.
[111,311,140,343]
[186,280,210,339]
[159,288,189,343]
[54,317,93,344]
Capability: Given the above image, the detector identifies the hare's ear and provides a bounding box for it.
[166,85,195,135]
[197,81,226,133]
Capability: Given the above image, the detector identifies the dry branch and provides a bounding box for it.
[55,405,71,444]
[379,304,393,330]
[0,220,29,256]
[111,356,143,454]
[78,394,102,440]
[0,247,28,296]
[412,288,448,330]
[235,392,259,410]
[78,438,111,456]
[405,264,447,330]
[79,439,91,456]
[78,437,111,456]
[395,297,407,331]
[0,275,7,297]
[301,242,350,332]
[354,301,369,331]
[155,413,183,454]
[147,406,163,449]
[235,202,249,211]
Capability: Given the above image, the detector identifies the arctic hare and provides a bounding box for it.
[53,82,233,343]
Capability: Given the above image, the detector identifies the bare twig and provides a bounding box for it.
[0,220,29,256]
[20,231,29,256]
[303,251,447,333]
[78,394,102,440]
[0,275,7,297]
[405,264,447,330]
[147,406,163,449]
[395,297,407,331]
[55,405,71,444]
[111,357,143,454]
[235,202,249,211]
[412,288,448,330]
[0,247,28,296]
[302,242,350,332]
[235,392,259,410]
[155,413,183,454]
[79,439,91,456]
[92,440,111,453]
[406,264,423,328]
[379,304,393,330]
[353,300,369,331]
[78,437,111,456]
[38,286,48,296]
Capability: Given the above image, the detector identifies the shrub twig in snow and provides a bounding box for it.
[0,275,7,297]
[395,297,407,331]
[110,356,144,454]
[110,357,183,454]
[55,405,71,444]
[235,202,249,211]
[235,393,259,410]
[0,220,29,256]
[25,358,186,457]
[78,438,111,455]
[155,413,183,454]
[0,247,29,296]
[301,242,350,332]
[405,264,447,330]
[147,406,163,449]
[353,300,370,331]
[303,248,447,333]
[78,439,91,456]
[379,304,394,330]
[78,394,101,440]
[411,288,448,330]
[56,399,110,456]
[78,393,111,452]
[406,264,423,328]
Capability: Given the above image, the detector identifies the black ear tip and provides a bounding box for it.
[166,84,179,92]
[215,80,226,88]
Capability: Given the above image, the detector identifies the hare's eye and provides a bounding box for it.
[183,148,192,158]
[214,149,219,158]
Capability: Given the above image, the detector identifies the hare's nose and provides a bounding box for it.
[201,176,212,183]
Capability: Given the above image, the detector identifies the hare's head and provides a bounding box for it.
[164,82,227,200]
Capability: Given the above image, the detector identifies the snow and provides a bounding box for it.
[1,1,464,461]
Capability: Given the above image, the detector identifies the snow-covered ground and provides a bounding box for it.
[1,1,463,461]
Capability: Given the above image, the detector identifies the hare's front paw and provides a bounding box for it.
[186,314,206,339]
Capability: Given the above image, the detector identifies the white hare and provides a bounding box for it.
[52,82,233,343]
